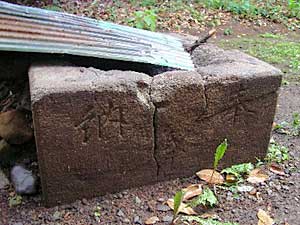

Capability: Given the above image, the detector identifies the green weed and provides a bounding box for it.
[221,163,254,180]
[219,37,300,74]
[43,4,62,11]
[198,0,300,29]
[274,113,300,136]
[266,139,289,163]
[94,206,101,221]
[259,33,283,39]
[128,9,157,31]
[8,195,22,207]
[224,28,233,35]
[189,187,218,208]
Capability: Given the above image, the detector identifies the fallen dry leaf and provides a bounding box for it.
[257,209,274,225]
[166,199,196,215]
[225,174,238,183]
[196,169,224,184]
[145,216,159,225]
[247,168,268,184]
[269,164,285,176]
[182,184,202,201]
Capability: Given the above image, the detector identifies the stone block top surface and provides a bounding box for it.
[30,64,153,104]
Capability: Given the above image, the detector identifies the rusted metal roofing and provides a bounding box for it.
[0,1,194,70]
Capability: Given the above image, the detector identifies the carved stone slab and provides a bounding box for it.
[30,66,157,206]
[29,44,282,206]
[151,45,282,180]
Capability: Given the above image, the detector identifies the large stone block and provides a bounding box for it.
[150,44,281,180]
[29,44,282,206]
[30,65,157,206]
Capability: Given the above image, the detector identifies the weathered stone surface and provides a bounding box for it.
[29,44,282,206]
[150,44,282,180]
[29,65,157,206]
[0,110,33,144]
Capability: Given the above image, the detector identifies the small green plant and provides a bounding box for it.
[290,112,300,136]
[221,162,254,180]
[274,113,300,136]
[128,9,157,31]
[182,216,239,225]
[259,33,283,39]
[207,138,228,183]
[288,0,300,17]
[171,190,185,225]
[94,206,101,220]
[43,4,62,12]
[224,28,233,35]
[8,195,22,207]
[266,139,289,163]
[214,139,228,170]
[190,187,218,208]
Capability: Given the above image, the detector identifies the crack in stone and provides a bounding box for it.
[149,77,160,179]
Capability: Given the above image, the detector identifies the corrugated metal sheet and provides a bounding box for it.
[0,1,195,70]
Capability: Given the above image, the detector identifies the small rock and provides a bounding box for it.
[145,216,159,224]
[81,198,88,205]
[237,185,253,192]
[134,196,142,205]
[117,209,125,217]
[282,185,289,191]
[52,211,61,221]
[117,193,123,198]
[274,185,281,191]
[267,189,273,196]
[249,188,257,195]
[162,215,173,223]
[13,222,23,225]
[156,204,169,212]
[0,169,9,189]
[122,218,130,223]
[0,110,33,144]
[10,165,37,195]
[157,197,165,202]
[133,215,142,224]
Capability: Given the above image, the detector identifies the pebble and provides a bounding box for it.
[157,197,165,202]
[133,215,142,224]
[282,185,289,191]
[134,196,142,205]
[267,189,273,196]
[10,165,37,195]
[274,185,281,191]
[81,198,88,205]
[122,218,130,223]
[156,204,170,212]
[117,209,125,217]
[52,211,61,221]
[162,215,173,223]
[13,222,23,225]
